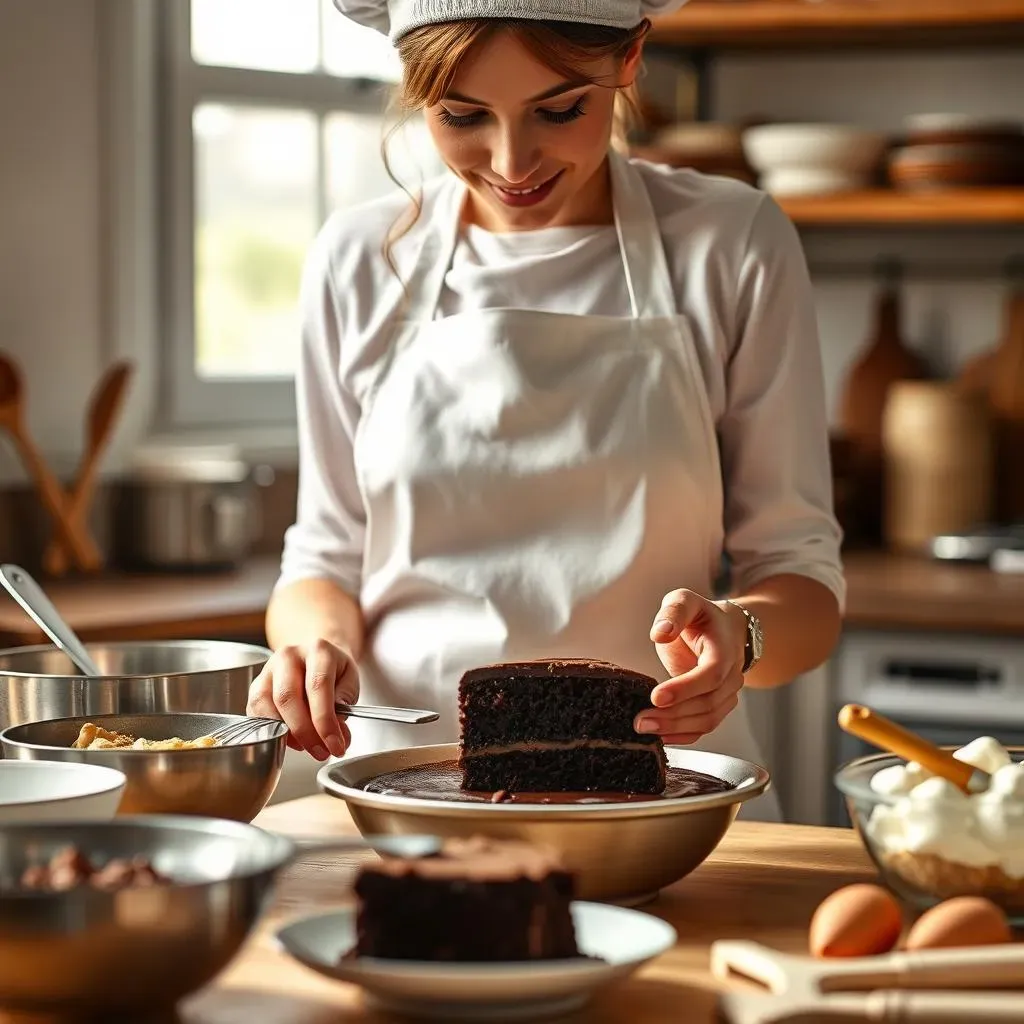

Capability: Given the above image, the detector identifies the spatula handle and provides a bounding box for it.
[712,939,1024,994]
[838,704,982,793]
[719,990,1024,1024]
[876,990,1024,1022]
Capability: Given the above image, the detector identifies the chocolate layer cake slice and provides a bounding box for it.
[351,836,579,961]
[458,658,667,794]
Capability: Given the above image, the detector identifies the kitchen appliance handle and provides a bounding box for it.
[0,564,102,676]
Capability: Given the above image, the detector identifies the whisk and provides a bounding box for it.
[209,702,440,745]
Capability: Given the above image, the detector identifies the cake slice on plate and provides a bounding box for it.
[351,835,579,961]
[458,658,667,795]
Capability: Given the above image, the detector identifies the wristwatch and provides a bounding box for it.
[726,600,764,674]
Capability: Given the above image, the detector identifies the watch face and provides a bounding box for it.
[750,617,764,660]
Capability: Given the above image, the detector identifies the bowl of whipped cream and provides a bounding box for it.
[835,737,1024,923]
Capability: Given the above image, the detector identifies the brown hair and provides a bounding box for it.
[380,18,649,279]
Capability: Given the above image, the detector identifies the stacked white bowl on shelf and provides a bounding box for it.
[742,123,888,196]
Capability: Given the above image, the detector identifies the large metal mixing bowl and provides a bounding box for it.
[318,743,771,905]
[0,640,270,731]
[0,815,298,1016]
[1,713,287,822]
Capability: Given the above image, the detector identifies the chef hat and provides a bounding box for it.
[333,0,689,42]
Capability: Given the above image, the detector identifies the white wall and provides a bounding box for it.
[1,4,1023,485]
[0,0,104,480]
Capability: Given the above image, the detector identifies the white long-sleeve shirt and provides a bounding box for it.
[279,159,845,610]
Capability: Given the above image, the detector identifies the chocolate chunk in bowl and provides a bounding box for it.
[317,742,770,906]
[0,816,299,1017]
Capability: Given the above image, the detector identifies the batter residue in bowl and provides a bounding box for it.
[71,723,219,751]
[361,759,732,804]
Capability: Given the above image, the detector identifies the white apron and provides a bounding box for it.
[346,151,781,822]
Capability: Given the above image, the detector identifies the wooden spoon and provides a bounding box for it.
[838,703,989,794]
[42,361,133,576]
[0,353,101,571]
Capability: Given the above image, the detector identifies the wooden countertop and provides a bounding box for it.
[0,559,279,646]
[167,795,876,1024]
[841,551,1024,636]
[0,550,1020,648]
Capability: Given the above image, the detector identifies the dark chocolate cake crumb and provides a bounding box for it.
[458,658,668,795]
[350,836,580,962]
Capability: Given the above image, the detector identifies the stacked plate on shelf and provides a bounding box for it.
[632,121,757,184]
[889,115,1024,189]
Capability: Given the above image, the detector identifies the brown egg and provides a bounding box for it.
[809,883,903,958]
[904,897,1012,951]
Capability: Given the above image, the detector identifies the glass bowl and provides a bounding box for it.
[834,748,1024,925]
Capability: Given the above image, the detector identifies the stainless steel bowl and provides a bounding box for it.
[1,713,287,822]
[318,743,770,905]
[0,815,297,1016]
[0,640,270,732]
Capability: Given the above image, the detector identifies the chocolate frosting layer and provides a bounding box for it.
[460,658,658,689]
[362,759,732,804]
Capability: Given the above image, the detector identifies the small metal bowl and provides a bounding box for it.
[0,815,297,1016]
[318,743,770,905]
[1,713,287,823]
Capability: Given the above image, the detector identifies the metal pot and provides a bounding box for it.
[0,640,270,733]
[113,447,269,570]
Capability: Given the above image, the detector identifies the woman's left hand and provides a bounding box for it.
[634,589,747,745]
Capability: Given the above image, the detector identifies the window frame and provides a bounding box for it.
[158,0,393,428]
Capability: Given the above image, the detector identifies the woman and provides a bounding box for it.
[248,0,845,821]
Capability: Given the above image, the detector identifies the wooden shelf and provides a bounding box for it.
[649,0,1024,49]
[775,188,1024,226]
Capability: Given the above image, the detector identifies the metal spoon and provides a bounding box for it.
[0,564,102,676]
[286,833,442,859]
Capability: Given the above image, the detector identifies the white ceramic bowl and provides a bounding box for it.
[743,124,887,175]
[0,760,126,823]
[761,167,871,197]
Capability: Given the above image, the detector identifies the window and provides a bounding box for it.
[161,0,444,426]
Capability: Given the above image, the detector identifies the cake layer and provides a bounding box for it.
[459,659,662,748]
[461,745,666,794]
[457,658,668,794]
[352,836,579,961]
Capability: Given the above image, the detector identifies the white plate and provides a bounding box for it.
[274,900,676,1020]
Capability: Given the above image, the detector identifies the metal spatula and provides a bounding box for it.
[211,702,439,744]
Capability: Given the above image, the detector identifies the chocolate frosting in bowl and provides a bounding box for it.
[361,758,732,806]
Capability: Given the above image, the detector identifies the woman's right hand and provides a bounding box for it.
[246,639,360,761]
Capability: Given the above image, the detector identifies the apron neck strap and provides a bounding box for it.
[406,152,677,322]
[608,150,676,320]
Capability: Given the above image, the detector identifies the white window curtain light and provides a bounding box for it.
[161,0,444,426]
